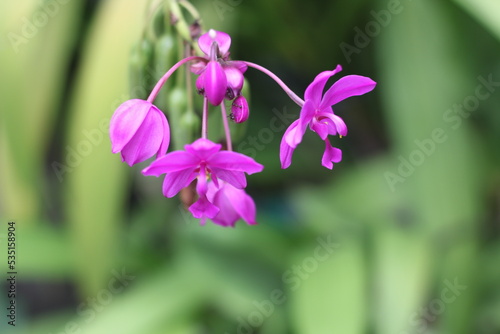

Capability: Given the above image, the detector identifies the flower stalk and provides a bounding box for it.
[109,1,377,227]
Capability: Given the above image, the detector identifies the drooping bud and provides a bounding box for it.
[110,99,170,166]
[231,96,249,123]
[204,61,227,106]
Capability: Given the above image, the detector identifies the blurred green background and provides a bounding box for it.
[1,0,500,333]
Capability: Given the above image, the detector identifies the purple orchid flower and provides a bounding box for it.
[110,99,170,166]
[142,138,263,224]
[206,181,257,227]
[193,29,248,105]
[280,65,376,169]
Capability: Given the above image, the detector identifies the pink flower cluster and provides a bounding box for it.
[109,29,376,227]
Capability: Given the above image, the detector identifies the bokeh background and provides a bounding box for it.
[1,0,500,333]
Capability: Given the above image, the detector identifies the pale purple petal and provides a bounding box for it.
[185,138,222,161]
[204,61,227,106]
[304,65,342,106]
[110,99,151,154]
[198,30,231,57]
[211,169,247,188]
[142,151,199,176]
[162,168,197,198]
[208,151,264,174]
[120,106,164,166]
[320,75,377,109]
[322,140,342,170]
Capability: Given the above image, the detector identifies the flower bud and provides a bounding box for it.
[110,99,170,166]
[231,96,249,123]
[203,61,227,106]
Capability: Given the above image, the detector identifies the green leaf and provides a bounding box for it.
[290,239,366,334]
[64,0,148,296]
[452,0,500,41]
[0,0,83,222]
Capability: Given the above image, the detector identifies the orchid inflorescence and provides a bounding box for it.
[110,20,376,227]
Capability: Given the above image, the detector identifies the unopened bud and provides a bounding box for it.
[231,96,249,123]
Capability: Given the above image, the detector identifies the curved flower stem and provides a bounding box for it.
[202,97,208,139]
[220,103,233,151]
[147,56,206,103]
[244,61,305,107]
[185,45,194,114]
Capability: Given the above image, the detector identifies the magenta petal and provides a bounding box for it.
[304,65,342,105]
[211,190,240,227]
[320,75,377,109]
[196,166,208,197]
[208,151,264,174]
[206,181,218,202]
[298,99,316,125]
[226,186,257,225]
[185,138,222,161]
[224,65,245,96]
[322,140,342,170]
[289,101,315,147]
[283,119,304,149]
[120,106,164,166]
[211,183,257,227]
[320,112,348,136]
[310,121,329,140]
[190,60,206,75]
[195,72,205,92]
[231,96,249,123]
[110,99,151,154]
[204,61,227,106]
[162,168,197,198]
[198,30,231,57]
[280,127,297,169]
[156,109,170,157]
[142,151,199,176]
[212,169,247,188]
[229,61,248,73]
[189,197,220,220]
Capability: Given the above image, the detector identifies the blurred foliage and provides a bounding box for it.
[0,0,500,333]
